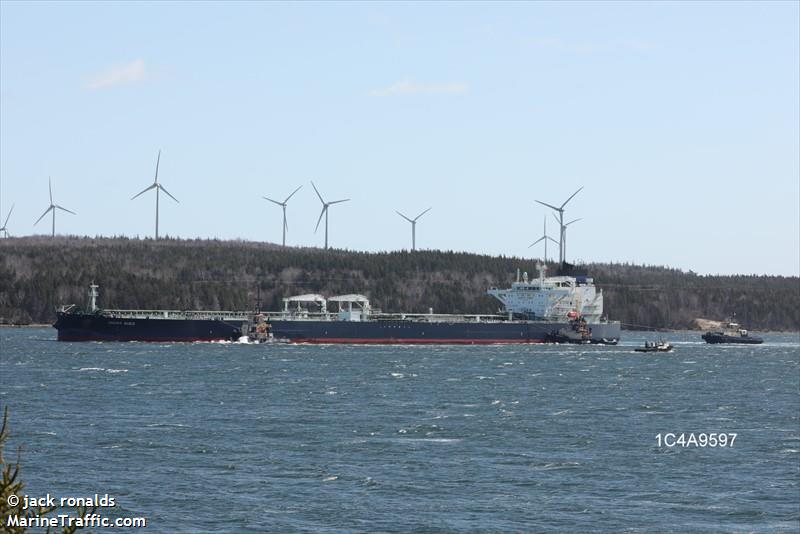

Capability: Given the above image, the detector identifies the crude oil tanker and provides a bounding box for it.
[54,264,621,344]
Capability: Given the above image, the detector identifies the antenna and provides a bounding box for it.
[131,150,179,239]
[528,215,558,263]
[34,177,76,237]
[534,186,582,264]
[311,181,349,250]
[0,203,13,237]
[263,185,302,246]
[396,207,431,251]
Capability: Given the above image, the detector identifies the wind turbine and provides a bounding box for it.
[535,186,583,264]
[311,181,349,250]
[556,216,582,265]
[528,215,558,263]
[0,204,13,237]
[131,150,179,239]
[396,207,431,251]
[34,178,76,237]
[263,185,302,246]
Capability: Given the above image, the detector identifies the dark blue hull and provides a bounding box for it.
[701,332,763,344]
[54,312,622,344]
[54,312,245,342]
[269,318,621,344]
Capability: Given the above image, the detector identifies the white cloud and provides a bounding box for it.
[368,79,468,97]
[84,59,146,90]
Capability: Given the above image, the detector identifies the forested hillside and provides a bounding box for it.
[0,236,797,330]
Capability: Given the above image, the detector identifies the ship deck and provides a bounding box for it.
[81,307,252,322]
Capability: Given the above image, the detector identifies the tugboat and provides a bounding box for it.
[635,339,673,352]
[701,316,763,345]
[246,314,290,344]
[544,313,593,344]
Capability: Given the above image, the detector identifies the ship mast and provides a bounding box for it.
[89,282,99,312]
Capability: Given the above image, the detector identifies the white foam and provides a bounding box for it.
[402,438,461,443]
[390,372,417,378]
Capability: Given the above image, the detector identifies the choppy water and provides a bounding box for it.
[1,328,798,532]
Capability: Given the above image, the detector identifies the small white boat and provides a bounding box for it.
[634,339,673,352]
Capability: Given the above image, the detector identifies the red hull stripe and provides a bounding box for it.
[288,338,545,345]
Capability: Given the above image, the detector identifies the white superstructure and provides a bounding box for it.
[328,294,371,321]
[487,263,604,322]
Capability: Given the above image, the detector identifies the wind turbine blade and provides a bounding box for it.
[284,185,303,203]
[55,205,76,215]
[329,198,349,205]
[2,204,13,227]
[414,207,432,221]
[263,196,283,206]
[396,210,414,223]
[34,206,53,225]
[560,186,583,209]
[159,184,179,203]
[535,199,561,212]
[311,181,325,204]
[49,177,53,204]
[529,236,546,247]
[154,150,161,183]
[565,218,582,226]
[284,217,289,232]
[314,207,326,232]
[547,236,559,244]
[131,183,157,200]
[552,212,561,226]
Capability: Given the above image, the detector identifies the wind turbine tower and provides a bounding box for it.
[0,204,13,237]
[553,214,582,265]
[263,185,302,246]
[131,150,179,239]
[34,178,76,237]
[396,207,431,251]
[535,186,583,264]
[528,216,558,263]
[311,182,349,250]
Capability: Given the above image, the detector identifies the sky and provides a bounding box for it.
[1,1,798,276]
